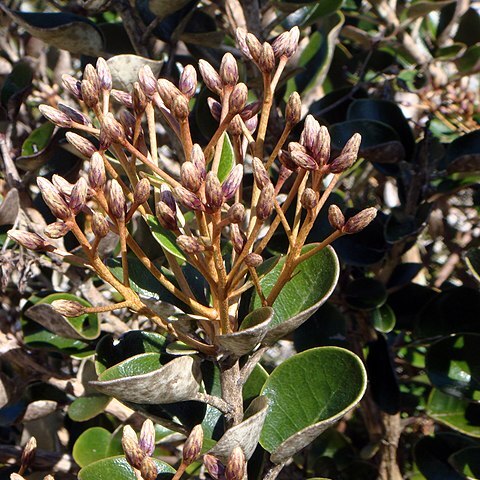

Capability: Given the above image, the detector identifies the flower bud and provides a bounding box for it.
[172,94,190,121]
[38,105,72,128]
[225,446,246,480]
[140,457,157,480]
[328,204,345,230]
[101,113,125,144]
[235,28,252,60]
[240,101,262,121]
[44,221,70,239]
[174,186,204,211]
[191,144,206,181]
[122,425,144,470]
[43,475,54,480]
[252,157,270,189]
[69,177,88,215]
[313,125,331,166]
[160,189,177,212]
[62,74,82,99]
[183,424,203,465]
[220,53,239,86]
[286,26,300,57]
[177,235,205,254]
[203,454,225,480]
[301,188,317,210]
[84,64,100,92]
[256,183,275,220]
[222,164,243,200]
[329,133,361,174]
[289,144,318,170]
[300,115,320,153]
[156,201,177,230]
[230,223,246,253]
[138,65,157,99]
[51,299,86,317]
[343,207,377,234]
[139,419,155,457]
[133,82,148,114]
[111,89,133,108]
[228,115,243,136]
[157,79,181,110]
[81,79,99,108]
[229,83,248,114]
[58,103,91,126]
[179,65,197,98]
[66,132,96,157]
[272,30,290,58]
[89,152,106,190]
[245,253,263,267]
[37,178,71,220]
[181,161,202,193]
[8,230,50,251]
[92,212,110,238]
[198,60,223,95]
[205,172,224,211]
[207,97,222,121]
[285,92,301,125]
[133,178,151,205]
[96,57,112,91]
[227,203,245,224]
[20,437,37,472]
[108,179,126,219]
[258,42,276,73]
[278,149,298,171]
[52,174,74,197]
[245,115,258,134]
[246,33,262,63]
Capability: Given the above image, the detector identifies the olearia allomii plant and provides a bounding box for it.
[8,27,378,480]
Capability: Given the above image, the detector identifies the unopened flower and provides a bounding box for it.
[92,212,110,238]
[37,178,71,220]
[328,205,345,231]
[62,74,82,99]
[329,133,361,174]
[89,152,106,190]
[174,186,204,211]
[44,221,70,239]
[252,157,270,189]
[181,161,202,193]
[235,28,252,60]
[278,149,298,171]
[191,144,206,181]
[289,143,318,170]
[177,235,205,254]
[122,425,144,470]
[225,446,246,480]
[203,454,225,480]
[342,207,377,234]
[205,172,224,211]
[156,201,177,230]
[172,94,190,121]
[245,253,263,267]
[246,33,262,63]
[8,230,50,251]
[133,82,148,114]
[52,174,74,197]
[300,115,320,154]
[133,178,151,205]
[207,97,222,121]
[58,103,91,126]
[183,424,203,465]
[69,177,88,215]
[229,83,248,114]
[285,92,301,126]
[179,64,197,98]
[140,457,157,480]
[96,57,112,91]
[313,125,331,166]
[138,65,157,99]
[258,42,275,73]
[80,79,98,108]
[101,113,125,144]
[227,203,245,224]
[20,437,37,472]
[111,89,133,108]
[51,299,85,317]
[139,419,155,457]
[300,188,317,210]
[65,132,96,157]
[222,164,243,200]
[198,60,223,95]
[230,223,246,253]
[220,53,239,86]
[256,183,275,220]
[108,179,126,219]
[83,64,100,92]
[240,101,262,121]
[39,105,72,128]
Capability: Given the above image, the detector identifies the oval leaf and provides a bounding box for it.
[146,214,186,261]
[73,427,111,467]
[217,134,235,183]
[68,395,111,422]
[371,304,396,333]
[107,55,164,90]
[260,347,367,463]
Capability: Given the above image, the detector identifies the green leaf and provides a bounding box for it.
[449,446,480,479]
[455,44,480,73]
[434,43,466,60]
[427,389,480,437]
[0,60,33,119]
[21,122,55,157]
[148,0,192,17]
[444,130,480,174]
[372,304,396,333]
[251,245,339,343]
[260,347,367,463]
[405,0,455,20]
[345,278,387,310]
[146,215,186,261]
[217,134,234,183]
[282,0,343,27]
[73,427,111,467]
[426,334,480,401]
[466,248,480,283]
[68,395,111,422]
[78,456,175,480]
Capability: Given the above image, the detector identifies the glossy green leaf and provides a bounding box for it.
[466,248,480,283]
[427,389,480,437]
[217,134,234,183]
[252,245,339,343]
[0,61,33,119]
[435,43,466,60]
[73,427,111,467]
[282,0,342,27]
[146,215,186,261]
[426,334,480,401]
[78,455,175,480]
[68,395,111,422]
[243,364,269,408]
[449,446,480,479]
[405,0,455,20]
[372,304,396,333]
[444,130,480,174]
[345,278,387,310]
[455,44,480,73]
[260,347,367,463]
[21,122,55,157]
[277,0,342,14]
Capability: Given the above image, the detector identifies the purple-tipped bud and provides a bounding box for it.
[134,178,151,205]
[58,102,91,126]
[246,33,262,63]
[240,101,262,121]
[181,161,202,193]
[89,152,106,190]
[8,230,50,251]
[300,188,317,210]
[111,89,133,108]
[236,28,252,60]
[289,143,318,170]
[256,183,275,220]
[51,299,86,317]
[52,174,74,197]
[157,79,181,110]
[313,125,331,166]
[205,172,224,211]
[220,53,239,86]
[252,157,270,189]
[286,26,300,57]
[119,110,136,140]
[328,204,345,230]
[62,74,82,99]
[138,65,157,99]
[20,437,37,472]
[225,446,246,480]
[69,177,88,215]
[156,201,177,230]
[343,207,377,234]
[228,115,243,136]
[329,133,361,173]
[160,189,177,212]
[177,235,205,254]
[179,65,197,98]
[285,92,301,125]
[122,425,144,470]
[183,424,204,465]
[84,64,100,91]
[227,203,245,224]
[230,223,246,253]
[174,186,204,211]
[245,253,263,267]
[102,113,125,144]
[245,115,258,134]
[81,79,99,108]
[300,114,320,153]
[191,144,206,181]
[96,57,112,91]
[198,60,223,95]
[37,177,71,220]
[44,221,70,239]
[39,105,72,128]
[258,42,276,73]
[222,164,243,200]
[229,83,248,114]
[108,179,126,219]
[133,82,148,114]
[140,457,157,480]
[172,94,190,121]
[92,212,110,238]
[272,31,291,58]
[278,149,298,171]
[207,97,222,121]
[203,454,225,480]
[66,132,96,157]
[139,419,155,457]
